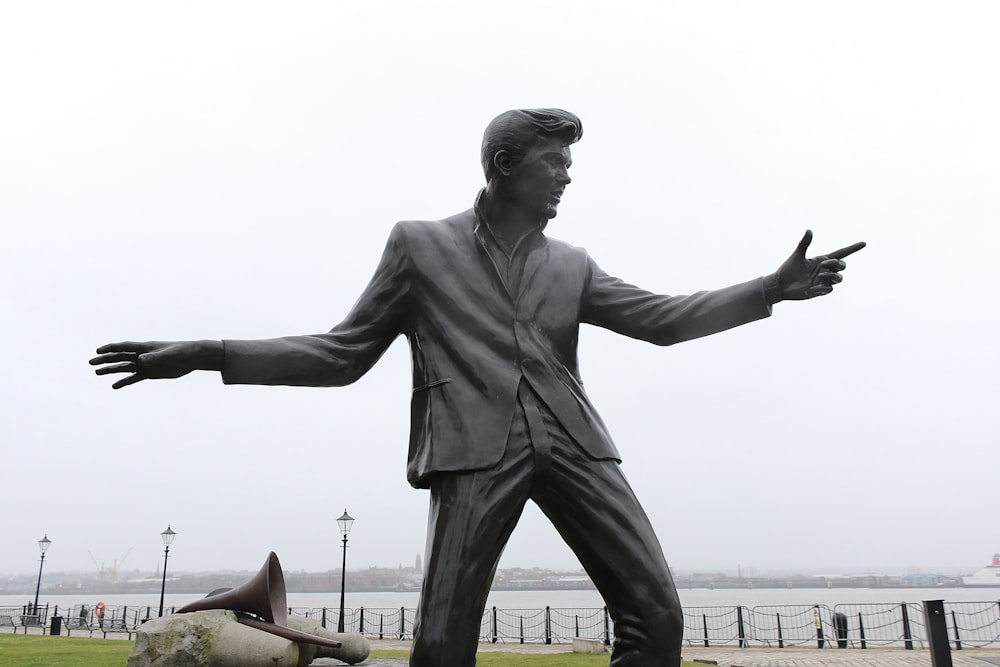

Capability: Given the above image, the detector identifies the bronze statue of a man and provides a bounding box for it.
[92,109,864,666]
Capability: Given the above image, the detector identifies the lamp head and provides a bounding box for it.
[336,510,354,537]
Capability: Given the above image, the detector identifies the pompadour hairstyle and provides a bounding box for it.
[480,109,583,181]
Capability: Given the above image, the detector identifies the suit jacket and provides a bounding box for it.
[222,207,773,488]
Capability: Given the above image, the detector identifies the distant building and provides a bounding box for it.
[899,572,941,586]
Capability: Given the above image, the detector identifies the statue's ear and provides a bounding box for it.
[492,150,513,177]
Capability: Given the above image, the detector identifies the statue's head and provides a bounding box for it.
[481,109,583,220]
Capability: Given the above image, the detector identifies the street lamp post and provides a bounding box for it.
[158,525,176,617]
[336,510,354,633]
[32,535,51,614]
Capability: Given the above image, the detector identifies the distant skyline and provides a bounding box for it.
[4,557,995,579]
[3,2,998,578]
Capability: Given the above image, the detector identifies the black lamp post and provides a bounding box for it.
[158,525,176,617]
[336,510,354,632]
[32,535,51,614]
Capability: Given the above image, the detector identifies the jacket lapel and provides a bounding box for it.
[472,221,515,301]
[516,234,547,305]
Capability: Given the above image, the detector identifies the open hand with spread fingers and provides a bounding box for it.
[770,230,866,302]
[89,340,223,389]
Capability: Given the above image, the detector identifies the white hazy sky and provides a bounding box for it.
[2,2,998,579]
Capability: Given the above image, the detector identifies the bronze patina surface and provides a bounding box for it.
[92,109,864,667]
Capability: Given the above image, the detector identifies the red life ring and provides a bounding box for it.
[95,601,107,618]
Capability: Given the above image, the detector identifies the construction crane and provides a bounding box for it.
[89,548,133,582]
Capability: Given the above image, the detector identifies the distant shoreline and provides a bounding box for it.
[4,567,980,598]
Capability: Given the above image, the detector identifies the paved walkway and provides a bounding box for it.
[679,645,1000,666]
[315,639,1000,666]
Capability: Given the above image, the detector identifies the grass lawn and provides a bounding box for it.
[0,635,699,666]
[0,635,132,667]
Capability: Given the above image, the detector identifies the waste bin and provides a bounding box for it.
[50,616,62,636]
[833,612,848,648]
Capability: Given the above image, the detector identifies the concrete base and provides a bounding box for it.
[572,637,608,654]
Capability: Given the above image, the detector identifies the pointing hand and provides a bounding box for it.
[772,230,866,301]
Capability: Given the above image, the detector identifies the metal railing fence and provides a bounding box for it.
[743,605,829,648]
[6,599,1000,649]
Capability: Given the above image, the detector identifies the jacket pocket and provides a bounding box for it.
[412,378,453,393]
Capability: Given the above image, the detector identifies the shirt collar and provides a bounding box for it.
[473,189,547,254]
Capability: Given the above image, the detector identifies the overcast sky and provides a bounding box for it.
[2,2,997,580]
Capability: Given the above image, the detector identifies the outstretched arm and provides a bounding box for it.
[581,230,865,346]
[89,340,224,390]
[765,230,866,303]
[90,222,410,390]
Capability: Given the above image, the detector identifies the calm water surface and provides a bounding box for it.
[2,587,996,612]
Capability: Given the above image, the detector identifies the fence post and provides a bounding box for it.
[702,613,709,647]
[519,615,524,644]
[379,613,384,640]
[399,606,405,640]
[736,606,747,648]
[776,612,784,649]
[901,603,913,650]
[858,612,867,649]
[813,605,824,649]
[492,606,498,644]
[604,607,610,646]
[321,608,327,629]
[359,607,365,634]
[575,614,580,638]
[544,606,551,645]
[923,600,953,667]
[950,610,961,650]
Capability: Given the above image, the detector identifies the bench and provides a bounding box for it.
[100,618,135,639]
[0,614,18,633]
[64,616,95,637]
[20,615,45,634]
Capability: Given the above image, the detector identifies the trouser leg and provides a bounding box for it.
[530,426,682,666]
[409,425,534,666]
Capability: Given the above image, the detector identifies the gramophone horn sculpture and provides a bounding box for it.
[175,552,341,649]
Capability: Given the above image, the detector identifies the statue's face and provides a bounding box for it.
[506,137,573,220]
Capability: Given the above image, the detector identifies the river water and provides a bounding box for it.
[3,587,996,612]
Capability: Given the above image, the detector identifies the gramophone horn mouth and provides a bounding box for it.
[175,552,286,626]
[172,552,343,648]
